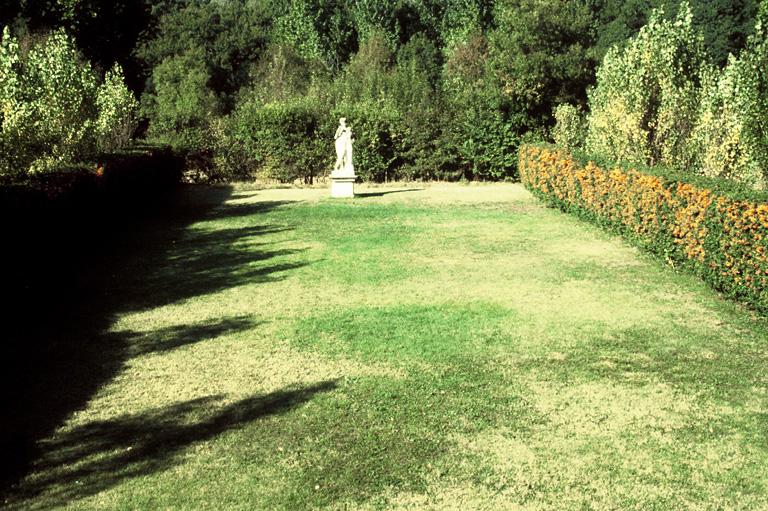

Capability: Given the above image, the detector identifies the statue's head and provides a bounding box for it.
[339,117,346,125]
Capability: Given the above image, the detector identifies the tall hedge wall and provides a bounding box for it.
[519,144,768,312]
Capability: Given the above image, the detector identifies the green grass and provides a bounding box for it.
[3,183,767,510]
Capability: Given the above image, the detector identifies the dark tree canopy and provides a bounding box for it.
[2,0,763,182]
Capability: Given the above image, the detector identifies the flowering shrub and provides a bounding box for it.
[519,144,768,312]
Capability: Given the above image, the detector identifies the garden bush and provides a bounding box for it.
[0,143,183,265]
[231,96,329,183]
[584,3,705,171]
[689,6,768,189]
[332,100,403,182]
[519,143,768,312]
[98,145,183,205]
[0,27,138,182]
[552,104,587,152]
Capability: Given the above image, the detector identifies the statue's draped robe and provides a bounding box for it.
[335,126,352,171]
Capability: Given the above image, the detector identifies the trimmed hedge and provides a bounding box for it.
[232,98,329,184]
[0,145,183,235]
[519,144,768,312]
[98,145,183,204]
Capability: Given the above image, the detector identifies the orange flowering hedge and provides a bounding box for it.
[519,144,768,312]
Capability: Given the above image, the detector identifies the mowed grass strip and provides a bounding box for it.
[4,183,767,510]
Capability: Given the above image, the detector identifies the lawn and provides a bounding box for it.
[3,183,767,510]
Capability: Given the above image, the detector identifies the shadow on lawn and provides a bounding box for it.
[0,187,307,500]
[354,188,423,198]
[7,381,337,510]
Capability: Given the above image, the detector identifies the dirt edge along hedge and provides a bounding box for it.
[519,144,768,313]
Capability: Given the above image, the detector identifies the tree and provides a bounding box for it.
[442,32,519,180]
[439,0,495,51]
[1,27,136,179]
[584,3,706,169]
[588,0,659,62]
[489,0,597,129]
[691,0,768,188]
[143,48,219,148]
[248,44,316,104]
[95,63,139,152]
[1,0,152,92]
[693,0,758,66]
[271,0,356,70]
[136,1,271,112]
[350,0,401,48]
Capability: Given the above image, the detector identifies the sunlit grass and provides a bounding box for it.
[4,183,767,510]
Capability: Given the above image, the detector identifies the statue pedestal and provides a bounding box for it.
[330,170,356,198]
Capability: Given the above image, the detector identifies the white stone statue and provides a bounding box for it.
[333,117,354,176]
[330,117,356,197]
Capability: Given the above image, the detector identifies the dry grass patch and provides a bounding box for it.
[5,183,768,511]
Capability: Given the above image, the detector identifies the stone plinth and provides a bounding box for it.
[330,172,356,198]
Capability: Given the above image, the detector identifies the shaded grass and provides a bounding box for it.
[3,183,767,510]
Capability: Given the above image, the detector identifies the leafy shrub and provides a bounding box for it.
[584,3,705,170]
[333,100,402,182]
[0,145,182,213]
[689,6,768,189]
[232,96,328,183]
[96,64,139,153]
[552,104,587,152]
[519,144,768,312]
[205,117,254,183]
[443,94,519,181]
[0,27,137,181]
[395,104,454,181]
[99,145,183,204]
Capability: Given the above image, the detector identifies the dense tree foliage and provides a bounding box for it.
[0,27,137,180]
[0,0,152,91]
[490,0,597,128]
[585,3,706,169]
[574,1,768,188]
[1,0,763,183]
[590,0,758,65]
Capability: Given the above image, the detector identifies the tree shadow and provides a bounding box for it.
[354,188,424,198]
[203,200,295,221]
[0,185,308,498]
[4,381,338,510]
[116,315,264,357]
